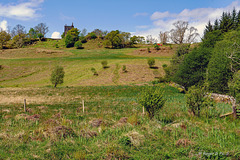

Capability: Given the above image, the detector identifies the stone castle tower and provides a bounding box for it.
[64,23,74,36]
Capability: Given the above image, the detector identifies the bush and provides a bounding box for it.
[138,86,166,119]
[101,60,108,69]
[50,66,65,87]
[74,41,83,49]
[153,44,160,50]
[147,47,151,53]
[122,65,127,73]
[147,58,155,68]
[91,67,98,76]
[186,86,215,117]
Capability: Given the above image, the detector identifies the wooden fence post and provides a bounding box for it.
[82,100,85,113]
[24,99,26,112]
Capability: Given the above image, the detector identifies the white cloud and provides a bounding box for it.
[133,1,240,41]
[51,32,61,39]
[0,0,44,20]
[0,20,8,31]
[133,12,149,17]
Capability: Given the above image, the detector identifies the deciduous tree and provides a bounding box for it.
[0,30,11,49]
[34,23,49,37]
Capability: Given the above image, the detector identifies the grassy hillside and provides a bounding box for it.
[0,39,175,87]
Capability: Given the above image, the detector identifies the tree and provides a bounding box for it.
[34,23,49,37]
[159,31,169,44]
[138,86,166,119]
[28,28,38,39]
[65,28,80,48]
[169,20,199,44]
[50,66,65,87]
[11,24,26,37]
[207,41,233,93]
[173,47,212,89]
[104,30,122,48]
[0,30,11,49]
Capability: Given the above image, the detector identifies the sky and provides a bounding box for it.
[0,0,240,40]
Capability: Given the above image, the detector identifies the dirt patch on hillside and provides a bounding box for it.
[78,61,166,86]
[127,47,176,57]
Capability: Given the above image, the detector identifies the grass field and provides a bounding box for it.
[0,85,238,159]
[0,40,239,159]
[0,39,173,87]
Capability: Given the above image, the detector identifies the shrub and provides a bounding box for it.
[147,58,155,68]
[74,41,83,49]
[138,86,166,119]
[91,67,98,76]
[101,60,108,69]
[154,44,160,50]
[122,65,127,73]
[55,43,59,48]
[186,86,215,117]
[147,47,151,53]
[50,66,65,87]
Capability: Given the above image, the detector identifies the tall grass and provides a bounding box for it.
[0,85,239,159]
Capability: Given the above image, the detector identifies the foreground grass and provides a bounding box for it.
[0,84,239,159]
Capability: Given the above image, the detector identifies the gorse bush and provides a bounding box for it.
[147,58,155,68]
[138,86,166,119]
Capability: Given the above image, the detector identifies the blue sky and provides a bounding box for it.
[0,0,239,39]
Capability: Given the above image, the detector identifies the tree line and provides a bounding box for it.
[63,28,145,49]
[0,23,49,49]
[163,8,240,102]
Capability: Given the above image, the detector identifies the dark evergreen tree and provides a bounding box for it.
[213,19,219,30]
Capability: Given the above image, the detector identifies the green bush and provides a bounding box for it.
[147,58,155,68]
[138,86,166,119]
[91,67,98,76]
[122,65,127,73]
[147,47,151,53]
[153,44,160,50]
[74,41,83,49]
[50,66,65,87]
[101,60,108,69]
[186,86,215,117]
